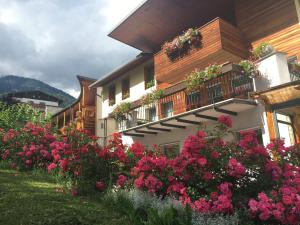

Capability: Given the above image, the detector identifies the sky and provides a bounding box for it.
[0,0,144,97]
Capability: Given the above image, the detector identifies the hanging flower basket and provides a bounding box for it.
[162,28,202,61]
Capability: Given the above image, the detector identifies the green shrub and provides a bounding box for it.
[252,42,274,59]
[141,90,164,106]
[186,64,221,93]
[0,102,50,131]
[112,102,131,120]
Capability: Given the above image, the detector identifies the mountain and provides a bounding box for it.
[0,75,76,107]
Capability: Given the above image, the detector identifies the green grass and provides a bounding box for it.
[0,166,124,225]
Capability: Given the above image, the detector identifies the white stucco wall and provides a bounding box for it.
[255,52,291,91]
[101,60,155,119]
[95,59,154,139]
[96,87,103,138]
[120,106,269,149]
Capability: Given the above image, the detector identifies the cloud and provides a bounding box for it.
[0,0,144,97]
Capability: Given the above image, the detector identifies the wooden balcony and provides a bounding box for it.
[154,18,248,90]
[117,64,254,132]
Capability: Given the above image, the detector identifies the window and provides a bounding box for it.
[186,92,201,110]
[160,142,180,159]
[148,107,157,122]
[287,56,300,81]
[122,78,130,100]
[162,101,173,118]
[144,63,155,89]
[276,113,295,146]
[208,82,223,104]
[108,85,115,106]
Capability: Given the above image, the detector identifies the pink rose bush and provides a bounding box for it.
[1,115,300,224]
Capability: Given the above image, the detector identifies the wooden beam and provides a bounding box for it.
[214,107,237,116]
[160,122,186,129]
[63,112,66,126]
[123,132,144,137]
[194,113,218,121]
[134,129,157,135]
[147,126,171,132]
[176,118,200,125]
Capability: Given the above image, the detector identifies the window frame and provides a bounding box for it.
[144,63,155,89]
[275,112,296,146]
[162,101,173,118]
[108,85,116,106]
[121,78,130,100]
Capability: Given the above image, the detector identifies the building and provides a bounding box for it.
[90,0,300,152]
[52,75,96,135]
[0,90,63,115]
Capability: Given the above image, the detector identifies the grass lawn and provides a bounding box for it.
[0,167,124,225]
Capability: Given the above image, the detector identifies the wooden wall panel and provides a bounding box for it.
[235,0,300,58]
[266,109,276,140]
[154,18,247,90]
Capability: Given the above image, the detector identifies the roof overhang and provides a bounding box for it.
[122,98,257,137]
[109,0,235,52]
[89,53,152,88]
[252,80,300,106]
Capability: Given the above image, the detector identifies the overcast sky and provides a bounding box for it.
[0,0,144,97]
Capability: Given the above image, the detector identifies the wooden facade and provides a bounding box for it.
[154,18,248,90]
[52,76,96,135]
[235,0,300,58]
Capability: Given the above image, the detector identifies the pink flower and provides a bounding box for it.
[197,157,207,167]
[116,175,127,187]
[272,210,282,220]
[96,181,106,191]
[211,151,219,159]
[47,163,57,172]
[144,174,163,193]
[259,210,270,221]
[249,199,259,213]
[227,158,246,178]
[1,150,10,160]
[218,115,232,128]
[194,198,211,213]
[203,172,213,181]
[282,195,293,205]
[59,159,69,172]
[134,172,145,189]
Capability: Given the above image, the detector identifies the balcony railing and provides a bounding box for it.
[288,63,300,81]
[117,64,254,131]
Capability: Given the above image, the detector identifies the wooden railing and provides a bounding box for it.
[117,65,254,131]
